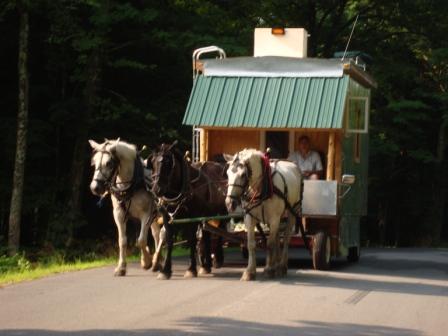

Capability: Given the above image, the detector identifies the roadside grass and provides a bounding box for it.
[0,246,190,287]
[0,257,116,286]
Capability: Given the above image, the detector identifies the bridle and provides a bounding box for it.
[92,149,119,189]
[152,152,177,197]
[226,162,252,201]
[92,148,139,199]
[152,149,189,204]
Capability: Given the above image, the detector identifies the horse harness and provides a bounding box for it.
[93,148,153,224]
[230,156,308,250]
[155,150,226,221]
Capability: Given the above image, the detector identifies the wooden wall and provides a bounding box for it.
[293,131,329,153]
[207,129,260,160]
[204,128,342,181]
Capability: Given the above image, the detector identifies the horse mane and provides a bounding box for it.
[106,139,137,163]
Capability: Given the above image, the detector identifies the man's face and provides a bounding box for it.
[299,139,310,153]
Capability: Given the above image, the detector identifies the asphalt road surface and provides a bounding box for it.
[1,248,447,336]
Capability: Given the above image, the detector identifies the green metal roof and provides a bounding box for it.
[183,75,350,129]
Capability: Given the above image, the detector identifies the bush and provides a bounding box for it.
[0,253,31,274]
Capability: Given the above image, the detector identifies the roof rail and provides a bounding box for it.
[192,46,226,79]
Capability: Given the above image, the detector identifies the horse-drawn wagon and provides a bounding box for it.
[183,28,376,270]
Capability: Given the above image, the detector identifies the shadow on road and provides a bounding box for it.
[0,317,423,336]
[197,249,448,298]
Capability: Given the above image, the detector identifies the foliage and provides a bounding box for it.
[0,252,31,274]
[0,0,447,251]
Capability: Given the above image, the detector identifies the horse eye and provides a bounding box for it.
[106,160,114,168]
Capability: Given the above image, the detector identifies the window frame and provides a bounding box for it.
[345,96,370,134]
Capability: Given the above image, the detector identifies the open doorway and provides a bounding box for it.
[266,131,289,159]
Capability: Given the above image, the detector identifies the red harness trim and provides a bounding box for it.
[260,152,273,200]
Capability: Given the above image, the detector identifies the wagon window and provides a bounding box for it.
[346,97,369,134]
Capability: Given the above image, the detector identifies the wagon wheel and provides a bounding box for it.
[312,231,331,270]
[347,246,360,262]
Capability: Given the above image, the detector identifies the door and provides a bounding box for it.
[266,131,289,159]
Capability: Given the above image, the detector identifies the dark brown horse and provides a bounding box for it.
[151,142,228,280]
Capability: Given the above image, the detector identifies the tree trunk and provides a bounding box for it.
[8,6,29,255]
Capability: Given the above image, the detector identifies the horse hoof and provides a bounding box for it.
[198,267,211,275]
[114,269,126,277]
[240,271,256,281]
[184,270,198,278]
[263,268,276,279]
[157,272,171,280]
[151,263,162,273]
[141,261,152,270]
[213,259,223,269]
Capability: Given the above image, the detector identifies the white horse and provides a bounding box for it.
[89,138,162,276]
[225,149,302,281]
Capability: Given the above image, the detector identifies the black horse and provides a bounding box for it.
[151,142,228,280]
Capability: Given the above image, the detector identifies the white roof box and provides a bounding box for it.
[254,28,308,58]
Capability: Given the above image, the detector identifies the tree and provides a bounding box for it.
[8,0,29,255]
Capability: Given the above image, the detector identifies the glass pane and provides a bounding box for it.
[348,99,366,131]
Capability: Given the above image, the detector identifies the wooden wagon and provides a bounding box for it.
[182,28,376,269]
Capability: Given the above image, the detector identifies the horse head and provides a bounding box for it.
[151,140,182,197]
[88,139,121,196]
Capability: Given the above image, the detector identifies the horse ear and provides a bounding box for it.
[88,140,100,151]
[184,150,191,162]
[222,153,234,163]
[115,138,121,146]
[104,138,109,143]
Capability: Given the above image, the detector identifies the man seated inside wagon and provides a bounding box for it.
[288,135,323,180]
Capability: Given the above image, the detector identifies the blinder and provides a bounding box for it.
[92,149,119,187]
[227,162,252,199]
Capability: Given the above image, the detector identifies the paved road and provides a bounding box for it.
[0,248,447,336]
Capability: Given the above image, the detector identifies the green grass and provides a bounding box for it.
[0,246,190,287]
[0,258,115,286]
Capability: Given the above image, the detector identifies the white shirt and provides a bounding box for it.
[288,151,323,174]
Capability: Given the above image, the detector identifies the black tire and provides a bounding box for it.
[347,246,360,262]
[312,231,331,270]
[241,246,249,259]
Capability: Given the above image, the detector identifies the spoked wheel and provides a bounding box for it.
[312,231,331,270]
[347,246,360,262]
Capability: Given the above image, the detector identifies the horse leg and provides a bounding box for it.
[213,232,224,269]
[157,213,173,280]
[151,220,163,272]
[137,213,152,270]
[199,224,212,275]
[277,213,294,277]
[113,208,127,276]
[264,218,280,279]
[184,224,198,278]
[241,215,256,281]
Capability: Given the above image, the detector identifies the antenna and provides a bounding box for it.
[341,14,359,62]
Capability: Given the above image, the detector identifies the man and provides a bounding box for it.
[288,135,323,180]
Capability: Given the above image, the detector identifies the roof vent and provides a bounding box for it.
[333,51,373,71]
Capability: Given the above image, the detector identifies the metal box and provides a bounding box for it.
[302,180,338,216]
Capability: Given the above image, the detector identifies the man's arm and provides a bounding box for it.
[303,151,323,179]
